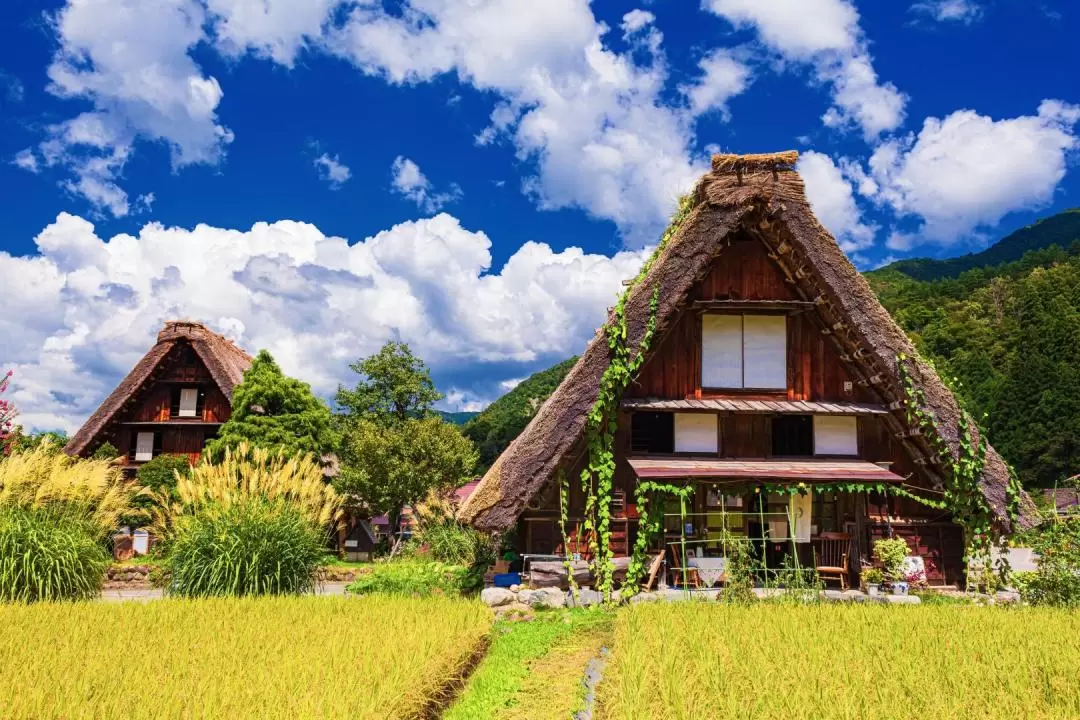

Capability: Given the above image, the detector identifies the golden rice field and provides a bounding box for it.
[599,603,1080,720]
[0,595,490,720]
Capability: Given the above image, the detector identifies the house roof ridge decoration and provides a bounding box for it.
[459,149,1036,534]
[64,320,253,457]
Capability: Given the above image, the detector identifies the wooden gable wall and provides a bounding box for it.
[629,233,871,403]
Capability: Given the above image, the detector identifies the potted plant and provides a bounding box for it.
[873,538,910,596]
[861,567,884,596]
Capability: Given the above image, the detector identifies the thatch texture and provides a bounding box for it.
[64,322,252,457]
[459,151,1035,534]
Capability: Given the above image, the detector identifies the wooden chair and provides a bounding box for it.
[814,532,851,590]
[642,552,664,592]
[668,544,701,589]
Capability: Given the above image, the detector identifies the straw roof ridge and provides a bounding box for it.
[459,149,1036,534]
[64,321,253,457]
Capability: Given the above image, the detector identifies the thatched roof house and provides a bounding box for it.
[65,321,252,464]
[460,151,1033,546]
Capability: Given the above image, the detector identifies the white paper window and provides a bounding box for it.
[674,413,718,454]
[701,315,743,388]
[813,415,858,456]
[179,388,199,418]
[701,314,787,389]
[134,432,155,462]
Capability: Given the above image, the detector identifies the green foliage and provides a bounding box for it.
[206,350,336,461]
[0,506,109,602]
[1017,516,1080,608]
[717,531,755,605]
[861,567,885,587]
[462,357,578,470]
[336,341,442,423]
[872,538,910,582]
[346,559,480,598]
[136,454,192,497]
[869,240,1080,489]
[414,516,496,568]
[8,430,68,456]
[335,416,477,523]
[89,443,120,460]
[164,499,326,597]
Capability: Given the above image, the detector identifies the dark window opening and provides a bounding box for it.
[630,412,674,454]
[772,415,813,456]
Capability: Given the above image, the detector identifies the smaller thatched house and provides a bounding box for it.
[65,321,252,468]
[461,151,1033,588]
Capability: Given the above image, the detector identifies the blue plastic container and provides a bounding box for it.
[493,572,521,588]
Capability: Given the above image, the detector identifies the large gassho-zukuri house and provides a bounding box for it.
[64,321,253,469]
[461,151,1031,589]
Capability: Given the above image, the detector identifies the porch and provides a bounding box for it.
[518,458,963,589]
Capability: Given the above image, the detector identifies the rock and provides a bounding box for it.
[881,594,921,604]
[481,587,515,607]
[629,591,660,603]
[510,584,523,592]
[995,590,1021,604]
[520,587,566,609]
[567,588,604,607]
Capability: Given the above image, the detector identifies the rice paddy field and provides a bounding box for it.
[598,603,1080,720]
[0,595,490,719]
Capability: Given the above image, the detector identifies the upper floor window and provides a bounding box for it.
[702,314,786,390]
[171,387,203,419]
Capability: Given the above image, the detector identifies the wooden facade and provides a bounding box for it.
[515,233,964,586]
[66,322,252,472]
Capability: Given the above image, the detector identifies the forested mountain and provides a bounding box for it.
[880,209,1080,281]
[868,240,1080,488]
[462,357,578,470]
[438,411,479,425]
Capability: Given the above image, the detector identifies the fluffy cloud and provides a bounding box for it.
[324,0,708,244]
[314,153,351,189]
[855,100,1080,247]
[390,156,462,213]
[0,212,648,431]
[910,0,983,24]
[703,0,907,139]
[681,49,753,119]
[27,0,232,216]
[204,0,341,65]
[797,151,876,257]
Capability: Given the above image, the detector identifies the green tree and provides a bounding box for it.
[206,350,335,461]
[9,430,68,455]
[336,341,442,423]
[334,342,477,536]
[335,416,478,532]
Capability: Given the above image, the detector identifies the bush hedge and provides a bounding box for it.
[347,559,481,598]
[0,507,110,602]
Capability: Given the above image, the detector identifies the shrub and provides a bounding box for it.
[1017,516,1080,608]
[416,518,496,567]
[347,559,479,598]
[90,443,120,461]
[152,444,342,597]
[0,506,110,602]
[872,538,909,582]
[165,500,326,597]
[136,454,192,497]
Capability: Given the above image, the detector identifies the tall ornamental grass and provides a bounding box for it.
[0,444,136,602]
[0,595,491,719]
[154,444,343,597]
[600,603,1080,719]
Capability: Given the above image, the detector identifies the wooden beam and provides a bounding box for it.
[691,299,816,313]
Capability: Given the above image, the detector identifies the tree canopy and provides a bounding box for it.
[868,239,1080,488]
[335,341,442,423]
[205,350,336,461]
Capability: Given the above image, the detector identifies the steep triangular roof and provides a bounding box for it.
[65,321,252,457]
[460,151,1034,534]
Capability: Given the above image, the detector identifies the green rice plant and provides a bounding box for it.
[0,595,491,719]
[599,603,1080,719]
[0,506,110,602]
[164,499,326,597]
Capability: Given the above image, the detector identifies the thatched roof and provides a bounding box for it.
[460,150,1035,534]
[65,321,252,457]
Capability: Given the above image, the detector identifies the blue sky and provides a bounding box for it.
[1,0,1077,432]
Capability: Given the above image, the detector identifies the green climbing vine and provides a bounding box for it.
[896,351,1011,589]
[578,194,697,602]
[556,467,580,602]
[623,481,695,592]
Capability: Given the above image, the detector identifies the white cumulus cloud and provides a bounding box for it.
[910,0,983,24]
[314,153,352,189]
[798,151,877,258]
[0,212,648,432]
[857,100,1080,248]
[703,0,907,139]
